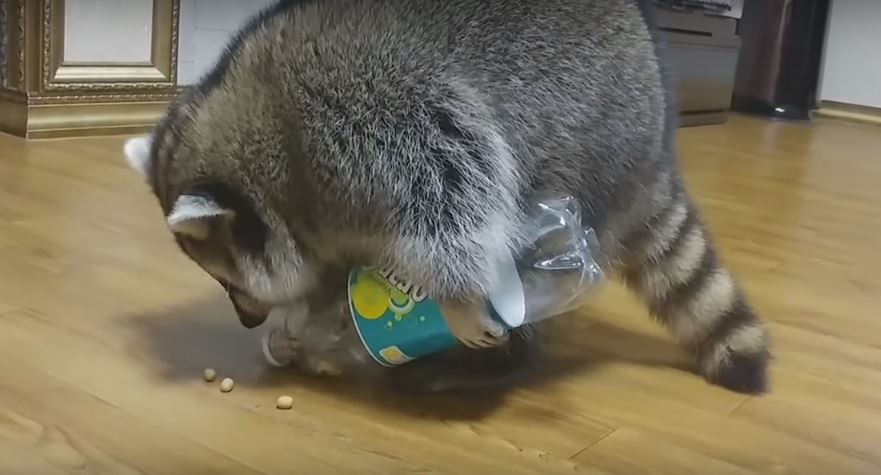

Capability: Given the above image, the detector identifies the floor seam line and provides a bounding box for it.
[568,427,618,460]
[728,396,754,414]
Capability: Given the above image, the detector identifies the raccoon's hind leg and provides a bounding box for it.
[620,190,771,393]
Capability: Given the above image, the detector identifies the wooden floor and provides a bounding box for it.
[1,115,880,474]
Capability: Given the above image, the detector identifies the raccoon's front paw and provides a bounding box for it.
[441,300,508,349]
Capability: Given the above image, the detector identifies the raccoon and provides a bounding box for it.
[124,0,770,393]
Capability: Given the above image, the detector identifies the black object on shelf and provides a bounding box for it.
[731,0,830,120]
[653,0,734,16]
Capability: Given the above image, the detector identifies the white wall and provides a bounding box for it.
[819,0,881,109]
[178,0,276,85]
[64,0,153,63]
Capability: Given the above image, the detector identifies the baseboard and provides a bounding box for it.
[815,101,881,127]
[681,110,729,127]
[27,101,168,139]
[0,89,29,137]
[0,94,168,139]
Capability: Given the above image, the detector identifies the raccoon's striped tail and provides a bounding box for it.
[622,194,770,393]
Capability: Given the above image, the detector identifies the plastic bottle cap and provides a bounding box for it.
[486,250,526,327]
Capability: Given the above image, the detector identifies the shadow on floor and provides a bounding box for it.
[122,292,691,421]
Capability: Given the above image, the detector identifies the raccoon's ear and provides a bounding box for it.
[167,194,234,240]
[123,134,153,177]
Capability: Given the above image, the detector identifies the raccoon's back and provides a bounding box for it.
[197,0,670,234]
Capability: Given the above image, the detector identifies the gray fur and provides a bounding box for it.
[126,0,770,393]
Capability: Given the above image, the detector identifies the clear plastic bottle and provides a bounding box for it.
[261,304,306,368]
[493,194,604,327]
[262,194,604,369]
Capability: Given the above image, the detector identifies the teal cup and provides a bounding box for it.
[348,252,526,366]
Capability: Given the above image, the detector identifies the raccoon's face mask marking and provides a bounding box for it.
[124,134,313,329]
[166,192,272,329]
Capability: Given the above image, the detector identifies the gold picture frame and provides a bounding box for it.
[1,0,181,138]
[1,0,8,87]
[42,0,178,90]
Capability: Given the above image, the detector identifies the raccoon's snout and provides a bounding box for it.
[224,283,271,329]
[232,301,269,329]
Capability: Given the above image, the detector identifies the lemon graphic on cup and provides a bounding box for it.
[388,291,415,315]
[352,276,389,319]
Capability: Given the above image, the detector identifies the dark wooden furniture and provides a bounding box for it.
[651,2,743,126]
[731,0,830,120]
